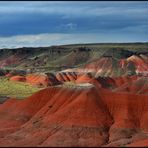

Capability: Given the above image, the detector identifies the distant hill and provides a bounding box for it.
[0,43,148,74]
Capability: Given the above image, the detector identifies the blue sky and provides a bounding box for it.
[0,1,148,48]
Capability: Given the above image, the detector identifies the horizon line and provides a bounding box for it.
[0,41,148,50]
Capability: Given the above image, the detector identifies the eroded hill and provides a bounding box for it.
[0,43,148,74]
[0,43,148,147]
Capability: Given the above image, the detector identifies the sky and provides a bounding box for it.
[0,1,148,48]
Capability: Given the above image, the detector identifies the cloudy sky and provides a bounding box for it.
[0,1,148,48]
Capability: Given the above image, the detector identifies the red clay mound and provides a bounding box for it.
[56,71,78,82]
[0,83,147,147]
[46,73,61,86]
[75,74,102,88]
[89,76,139,90]
[127,55,148,76]
[0,87,60,137]
[74,54,148,77]
[113,77,148,94]
[26,74,50,87]
[10,75,26,82]
[75,73,92,83]
[100,88,148,145]
[84,57,114,77]
[112,75,138,87]
[9,73,61,87]
[0,86,113,147]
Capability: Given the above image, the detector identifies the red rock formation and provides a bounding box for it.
[113,77,148,94]
[10,75,26,82]
[75,73,92,83]
[101,89,148,143]
[0,53,148,147]
[26,74,50,87]
[67,54,148,77]
[9,73,61,87]
[56,71,78,82]
[0,82,147,147]
[0,87,59,137]
[127,55,148,75]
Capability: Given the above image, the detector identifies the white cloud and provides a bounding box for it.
[56,23,77,30]
[0,33,70,48]
[66,23,77,29]
[0,32,148,49]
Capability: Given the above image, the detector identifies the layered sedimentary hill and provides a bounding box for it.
[0,44,148,147]
[0,43,147,74]
[0,81,147,147]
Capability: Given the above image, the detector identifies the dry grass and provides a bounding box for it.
[0,77,41,99]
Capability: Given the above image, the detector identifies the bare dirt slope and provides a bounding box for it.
[0,43,148,147]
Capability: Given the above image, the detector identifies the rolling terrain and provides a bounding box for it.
[0,43,148,147]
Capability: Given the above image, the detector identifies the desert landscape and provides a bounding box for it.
[0,43,148,147]
[0,1,148,147]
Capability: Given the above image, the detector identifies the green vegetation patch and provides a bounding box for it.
[0,77,41,99]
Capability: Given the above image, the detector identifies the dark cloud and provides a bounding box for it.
[0,1,147,46]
